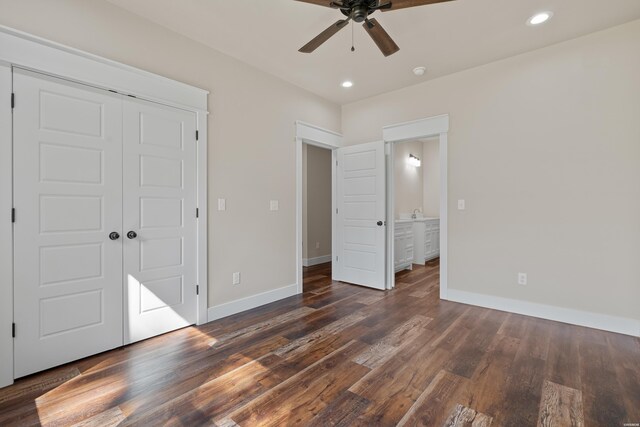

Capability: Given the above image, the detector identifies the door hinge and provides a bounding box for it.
[12,323,15,338]
[196,208,199,218]
[196,130,199,141]
[11,208,15,223]
[11,93,15,109]
[336,208,338,214]
[196,285,199,295]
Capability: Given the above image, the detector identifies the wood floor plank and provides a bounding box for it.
[209,306,315,348]
[458,333,520,418]
[70,407,126,427]
[274,311,368,358]
[396,370,468,427]
[307,391,370,427]
[352,314,431,369]
[498,348,546,426]
[443,403,494,427]
[579,340,629,426]
[537,380,584,427]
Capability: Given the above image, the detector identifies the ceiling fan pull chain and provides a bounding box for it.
[351,20,355,52]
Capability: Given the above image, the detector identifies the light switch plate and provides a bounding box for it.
[232,272,240,285]
[270,200,279,211]
[457,199,466,210]
[218,198,226,211]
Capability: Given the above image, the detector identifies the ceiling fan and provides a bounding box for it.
[296,0,455,57]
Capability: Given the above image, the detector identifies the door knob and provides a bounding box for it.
[127,231,138,239]
[109,232,120,240]
[377,221,384,226]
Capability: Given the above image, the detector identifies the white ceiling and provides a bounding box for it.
[106,0,640,105]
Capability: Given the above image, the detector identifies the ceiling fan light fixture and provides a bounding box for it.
[413,66,427,76]
[341,80,354,88]
[527,12,553,26]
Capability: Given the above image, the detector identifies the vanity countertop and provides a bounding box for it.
[395,217,439,223]
[395,219,415,224]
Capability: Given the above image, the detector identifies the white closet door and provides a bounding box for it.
[335,141,386,290]
[13,69,124,377]
[122,98,198,344]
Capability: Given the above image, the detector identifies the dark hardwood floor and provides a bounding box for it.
[1,260,639,426]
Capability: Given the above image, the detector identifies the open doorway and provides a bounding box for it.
[385,115,449,297]
[302,143,333,292]
[392,137,441,294]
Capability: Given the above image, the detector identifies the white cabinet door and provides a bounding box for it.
[13,70,124,377]
[122,98,198,344]
[335,141,386,290]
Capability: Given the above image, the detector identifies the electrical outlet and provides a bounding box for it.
[232,272,241,285]
[315,242,320,249]
[457,199,466,210]
[270,200,279,211]
[217,198,226,211]
[518,273,527,286]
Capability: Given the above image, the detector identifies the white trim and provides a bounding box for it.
[196,111,208,325]
[303,255,332,267]
[448,289,640,338]
[383,115,449,297]
[295,121,343,148]
[383,115,449,143]
[0,64,13,388]
[295,121,342,295]
[207,284,298,322]
[0,25,208,112]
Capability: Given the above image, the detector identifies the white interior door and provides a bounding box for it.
[335,141,386,290]
[13,69,124,377]
[122,98,198,344]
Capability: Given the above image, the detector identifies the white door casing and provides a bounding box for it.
[335,141,386,290]
[13,69,124,377]
[122,98,198,344]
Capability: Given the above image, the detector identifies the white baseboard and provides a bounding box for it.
[302,255,332,267]
[207,283,299,322]
[447,289,640,337]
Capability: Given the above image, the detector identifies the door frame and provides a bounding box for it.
[384,115,449,298]
[0,62,13,388]
[0,25,209,388]
[294,121,343,294]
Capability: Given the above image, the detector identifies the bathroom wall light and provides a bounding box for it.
[408,154,421,167]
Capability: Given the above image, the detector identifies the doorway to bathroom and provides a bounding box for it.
[392,137,442,294]
[385,115,449,298]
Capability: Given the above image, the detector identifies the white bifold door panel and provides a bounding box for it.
[12,69,198,377]
[13,70,124,377]
[335,141,386,290]
[122,98,197,344]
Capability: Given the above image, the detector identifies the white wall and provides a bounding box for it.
[344,20,640,322]
[422,139,440,218]
[303,144,332,261]
[0,0,341,308]
[393,140,424,218]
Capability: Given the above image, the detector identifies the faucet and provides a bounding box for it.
[412,209,420,219]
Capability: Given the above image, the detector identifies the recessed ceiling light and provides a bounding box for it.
[341,81,353,88]
[527,12,553,26]
[413,66,427,76]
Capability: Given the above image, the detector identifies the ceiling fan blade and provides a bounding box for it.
[380,0,455,12]
[363,18,400,57]
[294,0,339,8]
[299,19,350,53]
